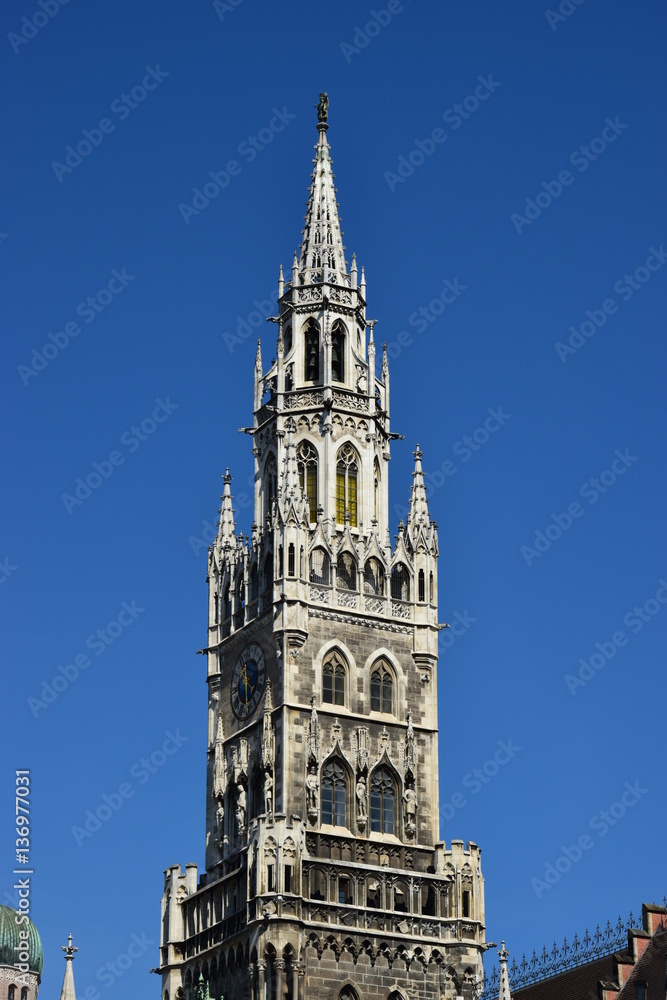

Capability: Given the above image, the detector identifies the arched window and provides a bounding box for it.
[332,321,345,382]
[264,453,277,522]
[262,554,273,594]
[418,568,425,602]
[370,767,396,834]
[283,324,292,355]
[249,565,259,602]
[366,879,381,908]
[310,549,330,585]
[373,458,381,522]
[336,445,359,526]
[304,320,320,382]
[370,661,393,713]
[336,553,357,591]
[223,584,231,620]
[339,988,359,1000]
[429,571,434,603]
[236,574,245,609]
[310,868,327,901]
[394,879,409,913]
[391,564,410,601]
[9,988,16,1000]
[322,652,345,705]
[363,558,384,596]
[288,544,295,577]
[321,759,347,826]
[421,884,436,916]
[20,990,27,1000]
[297,441,318,522]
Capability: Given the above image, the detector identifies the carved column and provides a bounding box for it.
[275,958,286,1000]
[256,960,266,1000]
[294,961,305,1000]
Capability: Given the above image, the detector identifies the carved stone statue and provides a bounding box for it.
[215,798,224,842]
[264,770,274,817]
[356,777,367,826]
[315,92,329,123]
[306,763,318,818]
[404,784,417,835]
[235,783,247,830]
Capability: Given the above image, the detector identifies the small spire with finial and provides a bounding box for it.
[59,935,78,1000]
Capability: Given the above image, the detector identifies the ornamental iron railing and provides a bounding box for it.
[480,898,667,999]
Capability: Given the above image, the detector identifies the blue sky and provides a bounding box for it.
[2,0,666,995]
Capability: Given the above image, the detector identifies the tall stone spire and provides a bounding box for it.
[407,444,431,529]
[298,93,348,286]
[497,941,513,1000]
[218,470,236,547]
[59,934,78,1000]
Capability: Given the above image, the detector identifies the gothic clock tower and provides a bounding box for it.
[159,96,486,1000]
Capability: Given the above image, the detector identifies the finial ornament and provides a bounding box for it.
[62,933,78,959]
[315,92,329,123]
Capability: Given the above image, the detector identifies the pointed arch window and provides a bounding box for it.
[296,441,318,522]
[363,558,384,596]
[332,321,346,383]
[370,766,396,834]
[283,324,292,355]
[265,453,277,523]
[309,548,330,585]
[304,320,320,382]
[336,553,357,592]
[336,444,359,526]
[391,564,410,601]
[321,759,347,827]
[339,989,360,1000]
[322,651,346,706]
[249,564,259,602]
[373,458,381,523]
[9,988,15,1000]
[370,661,394,714]
[418,568,425,602]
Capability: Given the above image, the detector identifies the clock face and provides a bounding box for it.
[231,643,266,720]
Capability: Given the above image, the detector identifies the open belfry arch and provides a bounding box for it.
[159,94,486,1000]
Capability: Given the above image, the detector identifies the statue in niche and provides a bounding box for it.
[264,770,274,818]
[215,798,224,844]
[355,775,367,827]
[404,780,417,836]
[235,783,247,831]
[306,763,319,819]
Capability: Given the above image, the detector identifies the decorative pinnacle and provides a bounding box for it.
[315,91,328,125]
[62,934,78,960]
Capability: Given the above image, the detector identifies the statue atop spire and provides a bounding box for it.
[298,94,347,286]
[497,941,513,1000]
[315,91,328,123]
[59,934,78,1000]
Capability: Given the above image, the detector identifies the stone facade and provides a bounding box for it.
[159,99,486,1000]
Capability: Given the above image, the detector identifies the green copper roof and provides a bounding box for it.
[0,906,43,975]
